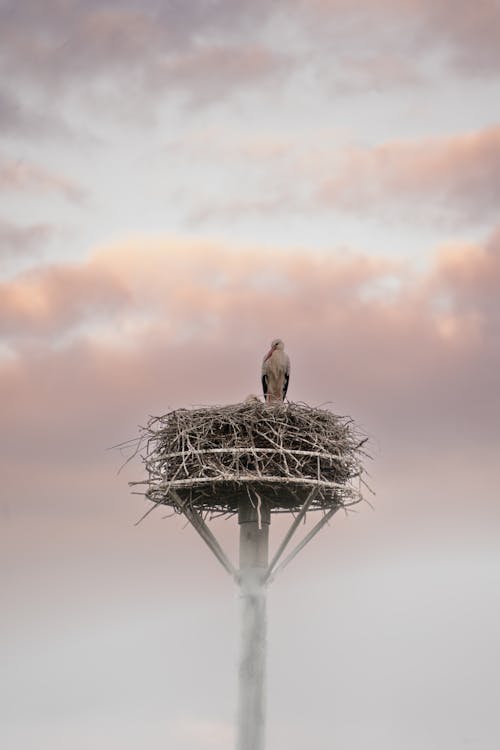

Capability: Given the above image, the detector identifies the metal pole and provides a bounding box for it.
[264,487,318,582]
[184,506,239,580]
[269,505,340,582]
[237,496,270,750]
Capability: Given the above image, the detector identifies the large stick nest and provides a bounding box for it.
[127,401,370,517]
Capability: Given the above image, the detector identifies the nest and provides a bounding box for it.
[127,401,370,517]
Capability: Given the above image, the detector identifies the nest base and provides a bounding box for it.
[128,401,368,517]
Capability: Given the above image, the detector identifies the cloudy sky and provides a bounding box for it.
[1,1,500,748]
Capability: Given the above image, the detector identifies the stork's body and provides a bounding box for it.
[261,339,290,403]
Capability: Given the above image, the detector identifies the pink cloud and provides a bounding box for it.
[0,233,498,476]
[0,260,130,338]
[421,0,500,74]
[178,126,500,228]
[318,126,500,226]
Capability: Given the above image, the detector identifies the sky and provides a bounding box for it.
[1,1,500,748]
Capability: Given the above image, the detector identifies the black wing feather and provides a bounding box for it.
[283,373,289,399]
[262,374,268,398]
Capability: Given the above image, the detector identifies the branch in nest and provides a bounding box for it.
[123,401,371,518]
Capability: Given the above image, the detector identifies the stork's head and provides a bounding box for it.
[271,338,285,350]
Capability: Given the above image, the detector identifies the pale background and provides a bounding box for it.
[1,2,499,748]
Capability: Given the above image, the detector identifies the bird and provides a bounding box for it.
[244,394,261,403]
[261,339,290,403]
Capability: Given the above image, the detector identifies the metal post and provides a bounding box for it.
[237,496,270,750]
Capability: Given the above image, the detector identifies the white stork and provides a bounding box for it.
[261,339,290,403]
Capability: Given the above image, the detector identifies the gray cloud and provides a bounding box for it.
[0,1,288,110]
[0,88,26,132]
[0,86,71,137]
[0,156,86,203]
[299,0,500,78]
[1,0,497,134]
[0,220,53,262]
